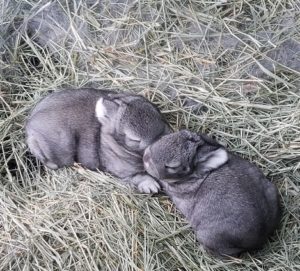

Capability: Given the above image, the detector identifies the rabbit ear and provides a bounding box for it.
[199,133,221,147]
[95,98,107,121]
[195,148,228,173]
[95,98,119,122]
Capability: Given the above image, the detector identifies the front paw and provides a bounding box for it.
[137,176,160,194]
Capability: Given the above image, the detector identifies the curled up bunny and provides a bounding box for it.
[143,130,281,257]
[25,88,171,193]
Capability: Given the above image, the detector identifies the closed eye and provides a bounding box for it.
[165,165,181,169]
[165,165,190,174]
[124,137,141,148]
[128,138,141,142]
[120,133,141,143]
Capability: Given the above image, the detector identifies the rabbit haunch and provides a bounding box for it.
[143,130,281,257]
[25,88,170,193]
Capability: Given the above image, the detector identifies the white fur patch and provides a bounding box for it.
[95,98,107,122]
[137,176,160,194]
[45,161,59,170]
[204,148,228,170]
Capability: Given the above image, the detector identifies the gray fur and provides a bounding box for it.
[25,88,170,193]
[143,130,281,257]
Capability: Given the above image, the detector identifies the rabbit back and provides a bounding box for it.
[165,152,280,256]
[144,130,281,256]
[26,88,112,170]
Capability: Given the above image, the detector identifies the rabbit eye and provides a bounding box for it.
[124,137,141,149]
[124,129,141,143]
[165,164,189,175]
[165,161,181,169]
[128,138,141,143]
[165,166,179,174]
[165,164,181,169]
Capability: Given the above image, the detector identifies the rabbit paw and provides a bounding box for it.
[137,176,160,194]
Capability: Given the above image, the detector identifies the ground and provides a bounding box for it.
[0,0,299,270]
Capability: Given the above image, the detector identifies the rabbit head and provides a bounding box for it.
[143,130,229,181]
[96,94,171,152]
[143,130,202,180]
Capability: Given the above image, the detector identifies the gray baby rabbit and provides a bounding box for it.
[25,88,170,193]
[143,130,281,257]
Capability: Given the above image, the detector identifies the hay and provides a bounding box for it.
[1,0,299,270]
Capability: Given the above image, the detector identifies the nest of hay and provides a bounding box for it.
[1,0,299,270]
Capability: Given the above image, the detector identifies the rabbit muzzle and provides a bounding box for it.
[143,147,160,179]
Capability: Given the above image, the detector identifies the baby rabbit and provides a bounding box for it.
[143,130,281,257]
[25,88,170,193]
